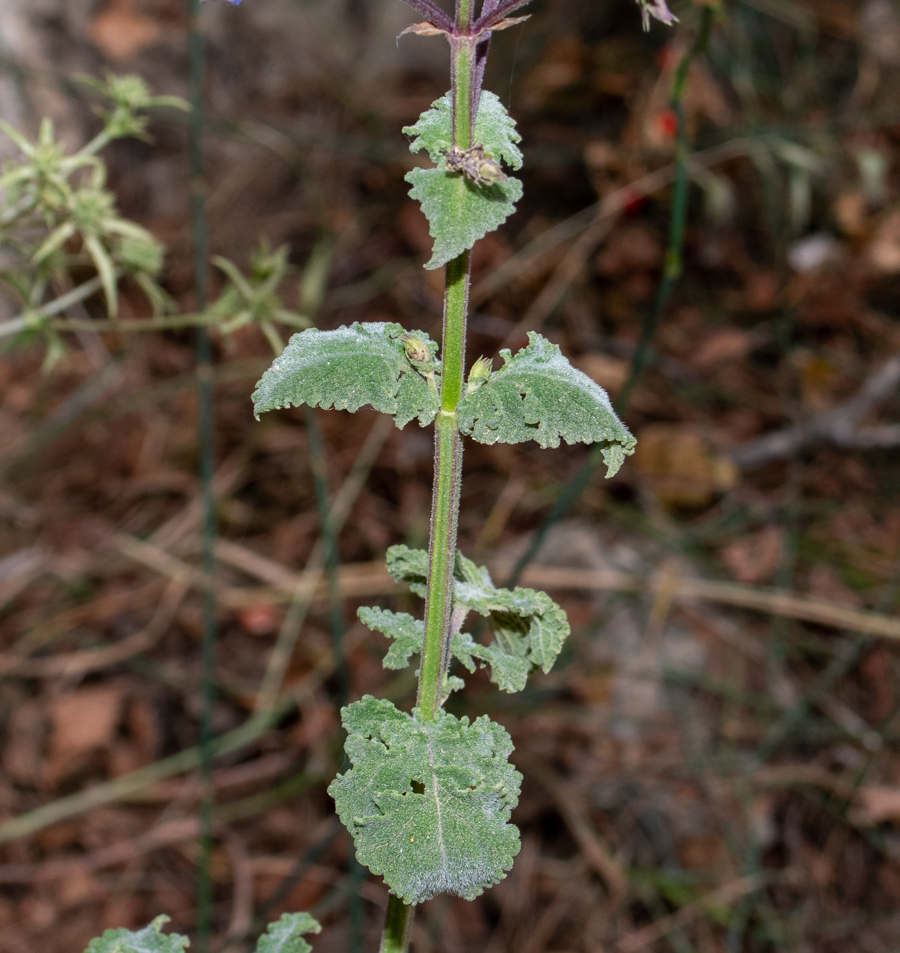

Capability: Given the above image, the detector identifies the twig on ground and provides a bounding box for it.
[0,576,188,678]
[731,353,900,470]
[253,413,392,714]
[521,756,628,902]
[616,871,797,953]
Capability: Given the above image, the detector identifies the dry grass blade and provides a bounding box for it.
[253,413,392,713]
[0,576,188,678]
[617,871,799,953]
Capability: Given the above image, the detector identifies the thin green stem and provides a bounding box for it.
[380,4,476,941]
[0,275,107,338]
[380,894,415,953]
[418,251,469,722]
[187,0,217,949]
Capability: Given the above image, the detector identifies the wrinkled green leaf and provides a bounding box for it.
[386,544,430,598]
[252,322,439,428]
[450,555,570,679]
[329,696,521,903]
[359,606,423,670]
[451,632,532,693]
[255,913,321,953]
[404,91,523,170]
[457,332,636,475]
[406,169,522,270]
[386,547,570,689]
[84,915,189,953]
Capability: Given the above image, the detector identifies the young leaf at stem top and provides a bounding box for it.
[328,696,521,905]
[255,912,322,953]
[404,91,524,269]
[252,321,440,428]
[457,332,637,475]
[84,915,189,953]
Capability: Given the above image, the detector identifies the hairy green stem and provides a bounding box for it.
[418,251,469,721]
[380,3,476,944]
[380,894,415,953]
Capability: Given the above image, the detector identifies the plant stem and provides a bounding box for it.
[418,252,469,721]
[380,4,476,945]
[187,0,218,949]
[380,894,415,953]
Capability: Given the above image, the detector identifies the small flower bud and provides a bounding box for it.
[466,356,493,394]
[402,334,432,366]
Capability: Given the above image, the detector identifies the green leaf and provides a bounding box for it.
[451,632,532,693]
[403,91,524,270]
[255,913,322,953]
[406,168,522,270]
[385,544,430,598]
[385,547,569,689]
[457,332,637,475]
[252,322,440,428]
[359,606,423,670]
[329,696,521,904]
[84,915,189,953]
[404,91,523,170]
[452,563,570,679]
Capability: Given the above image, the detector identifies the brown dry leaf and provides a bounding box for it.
[90,0,161,62]
[596,223,663,276]
[795,351,842,411]
[2,698,46,784]
[45,684,124,784]
[834,191,870,237]
[720,526,784,585]
[398,21,449,37]
[238,602,281,636]
[867,206,900,273]
[807,564,861,607]
[690,328,756,371]
[850,785,900,826]
[744,270,780,311]
[575,353,628,397]
[632,425,739,508]
[676,834,728,870]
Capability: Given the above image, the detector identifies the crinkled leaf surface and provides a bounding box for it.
[255,913,321,953]
[404,91,523,270]
[404,91,523,170]
[386,544,430,598]
[85,916,189,953]
[252,322,439,428]
[329,696,521,903]
[359,606,423,670]
[457,332,637,474]
[386,547,569,689]
[451,556,570,678]
[406,169,522,270]
[451,632,532,693]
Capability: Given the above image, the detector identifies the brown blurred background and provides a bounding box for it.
[2,0,900,950]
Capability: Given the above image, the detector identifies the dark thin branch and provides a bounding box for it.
[397,0,454,33]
